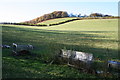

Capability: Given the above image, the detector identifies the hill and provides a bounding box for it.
[37,17,79,26]
[23,11,69,24]
[2,19,118,78]
[43,19,118,31]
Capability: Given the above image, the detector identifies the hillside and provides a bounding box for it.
[37,17,77,24]
[2,19,118,78]
[43,19,118,31]
[15,19,117,32]
[37,17,79,25]
[23,11,69,24]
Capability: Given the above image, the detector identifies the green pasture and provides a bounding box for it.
[37,17,78,25]
[1,19,119,78]
[44,19,118,31]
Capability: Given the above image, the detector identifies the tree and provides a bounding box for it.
[50,13,55,19]
[61,11,69,17]
[55,11,62,18]
[78,13,81,17]
[90,13,103,17]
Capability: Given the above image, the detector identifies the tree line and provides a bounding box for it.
[1,11,119,26]
[23,11,116,24]
[1,18,80,27]
[69,13,112,17]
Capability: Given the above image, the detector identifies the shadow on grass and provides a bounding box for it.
[2,25,117,44]
[2,49,97,78]
[2,43,119,78]
[2,25,119,78]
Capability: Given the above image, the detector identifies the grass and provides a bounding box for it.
[44,19,118,31]
[37,17,78,25]
[1,18,119,78]
[3,52,96,78]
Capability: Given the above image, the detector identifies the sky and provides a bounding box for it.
[0,0,119,23]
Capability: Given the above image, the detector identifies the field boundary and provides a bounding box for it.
[1,17,119,27]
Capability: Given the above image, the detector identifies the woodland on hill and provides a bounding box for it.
[23,11,114,24]
[24,11,69,24]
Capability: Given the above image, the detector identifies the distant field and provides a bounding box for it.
[37,17,78,25]
[8,19,118,31]
[43,19,118,31]
[1,19,118,78]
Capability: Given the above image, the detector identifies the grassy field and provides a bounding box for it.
[43,19,118,31]
[1,19,119,78]
[37,17,78,25]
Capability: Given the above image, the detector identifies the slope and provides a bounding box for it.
[37,17,79,25]
[2,18,118,78]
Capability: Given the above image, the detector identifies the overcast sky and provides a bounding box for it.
[0,0,119,22]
